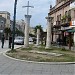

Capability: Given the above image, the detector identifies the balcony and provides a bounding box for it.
[53,21,61,28]
[61,15,71,27]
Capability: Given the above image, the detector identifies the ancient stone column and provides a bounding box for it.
[73,32,75,50]
[45,16,52,49]
[24,15,31,47]
[74,32,75,44]
[36,29,40,46]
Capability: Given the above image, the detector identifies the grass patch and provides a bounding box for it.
[6,45,75,62]
[7,49,17,53]
[21,47,32,51]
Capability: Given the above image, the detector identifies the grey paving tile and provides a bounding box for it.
[0,41,75,75]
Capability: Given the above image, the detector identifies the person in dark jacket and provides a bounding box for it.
[1,34,5,48]
[9,34,12,48]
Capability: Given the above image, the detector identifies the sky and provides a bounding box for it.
[0,0,56,29]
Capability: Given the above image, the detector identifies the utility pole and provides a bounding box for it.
[12,0,17,50]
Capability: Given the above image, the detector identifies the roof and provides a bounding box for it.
[0,11,10,15]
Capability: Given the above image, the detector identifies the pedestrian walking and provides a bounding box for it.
[1,34,5,48]
[9,34,12,48]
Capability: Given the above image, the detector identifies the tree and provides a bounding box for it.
[61,14,71,23]
[34,25,43,34]
[4,27,11,39]
[15,28,24,36]
[34,25,44,45]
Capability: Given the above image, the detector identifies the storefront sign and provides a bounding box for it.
[70,21,75,26]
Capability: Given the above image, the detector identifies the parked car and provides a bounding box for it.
[14,36,24,45]
[29,37,33,44]
[14,36,33,45]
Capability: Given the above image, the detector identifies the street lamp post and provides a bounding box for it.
[12,0,17,50]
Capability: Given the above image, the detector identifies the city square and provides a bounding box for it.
[0,41,74,75]
[0,0,75,75]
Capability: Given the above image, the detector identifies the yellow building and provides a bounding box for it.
[0,11,10,28]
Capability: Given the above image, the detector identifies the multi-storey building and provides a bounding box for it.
[0,16,6,31]
[0,11,10,28]
[10,20,13,31]
[0,16,6,39]
[48,0,75,46]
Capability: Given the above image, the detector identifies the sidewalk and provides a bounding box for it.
[0,40,22,53]
[0,41,74,75]
[64,46,75,51]
[54,45,75,51]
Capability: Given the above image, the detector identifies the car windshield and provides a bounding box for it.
[15,37,24,40]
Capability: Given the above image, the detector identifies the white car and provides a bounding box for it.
[29,37,33,44]
[14,36,24,45]
[14,36,33,45]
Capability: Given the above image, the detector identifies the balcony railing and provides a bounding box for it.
[53,16,71,27]
[61,18,71,25]
[61,14,71,23]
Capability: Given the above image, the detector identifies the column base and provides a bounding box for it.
[45,46,52,49]
[23,45,29,48]
[34,44,41,48]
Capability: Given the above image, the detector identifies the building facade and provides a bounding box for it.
[0,16,6,39]
[0,16,6,31]
[49,0,75,46]
[0,11,10,28]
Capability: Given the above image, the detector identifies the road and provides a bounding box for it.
[0,40,75,75]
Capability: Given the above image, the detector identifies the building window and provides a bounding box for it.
[65,11,67,16]
[74,10,75,18]
[57,14,61,21]
[57,15,59,21]
[60,14,61,21]
[68,10,71,16]
[7,16,10,19]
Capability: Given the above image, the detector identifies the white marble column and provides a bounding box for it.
[45,16,52,49]
[24,15,31,47]
[74,33,75,48]
[36,29,40,46]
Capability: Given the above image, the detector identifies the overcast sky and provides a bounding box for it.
[0,0,56,29]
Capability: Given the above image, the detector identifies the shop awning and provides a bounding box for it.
[67,29,75,32]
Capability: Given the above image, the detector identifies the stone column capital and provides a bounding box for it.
[45,16,53,22]
[25,15,32,18]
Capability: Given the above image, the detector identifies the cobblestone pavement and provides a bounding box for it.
[0,54,75,75]
[0,41,75,75]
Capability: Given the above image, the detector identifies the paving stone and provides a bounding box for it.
[0,41,75,75]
